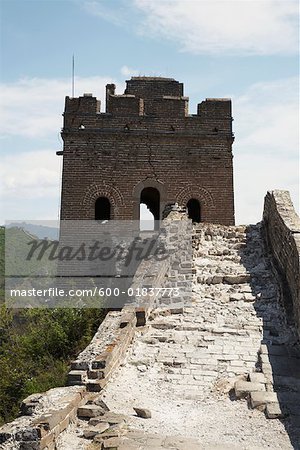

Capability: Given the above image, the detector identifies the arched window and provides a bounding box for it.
[140,187,160,230]
[187,198,201,223]
[95,197,111,221]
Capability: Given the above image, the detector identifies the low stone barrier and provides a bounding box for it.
[67,207,192,391]
[263,190,300,338]
[2,206,194,448]
[68,309,137,392]
[0,206,192,449]
[0,386,86,450]
[0,307,137,450]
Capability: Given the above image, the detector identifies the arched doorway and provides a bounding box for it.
[140,187,160,230]
[187,198,201,223]
[95,197,111,221]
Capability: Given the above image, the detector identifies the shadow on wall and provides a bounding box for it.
[239,223,300,449]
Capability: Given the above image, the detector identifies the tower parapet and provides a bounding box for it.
[60,77,235,225]
[63,77,233,137]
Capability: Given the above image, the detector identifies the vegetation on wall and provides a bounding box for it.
[0,227,105,425]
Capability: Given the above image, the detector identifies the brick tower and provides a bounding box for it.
[58,77,235,225]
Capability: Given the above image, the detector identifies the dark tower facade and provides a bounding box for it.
[58,77,235,225]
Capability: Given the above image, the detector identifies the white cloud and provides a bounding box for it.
[0,76,115,138]
[83,0,127,26]
[120,65,140,77]
[0,150,61,200]
[0,75,120,223]
[133,0,298,55]
[234,153,299,225]
[0,149,62,223]
[234,77,299,153]
[233,77,299,224]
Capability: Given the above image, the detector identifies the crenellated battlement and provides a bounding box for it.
[60,76,235,226]
[125,77,183,100]
[197,98,232,119]
[65,93,100,115]
[63,77,233,136]
[106,94,144,116]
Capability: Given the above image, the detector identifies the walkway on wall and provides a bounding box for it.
[57,222,300,449]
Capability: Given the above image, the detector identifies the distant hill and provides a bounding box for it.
[7,222,59,240]
[5,226,56,276]
[1,226,57,306]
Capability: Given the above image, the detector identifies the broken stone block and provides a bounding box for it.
[229,293,244,302]
[93,398,110,411]
[83,428,98,439]
[89,417,103,426]
[97,429,120,440]
[67,370,87,385]
[15,427,41,442]
[266,403,284,419]
[133,407,152,419]
[77,405,106,419]
[249,372,267,384]
[244,293,256,302]
[223,274,250,284]
[250,391,278,411]
[83,422,110,439]
[100,411,127,425]
[169,307,184,315]
[87,369,105,379]
[234,380,265,398]
[211,275,223,284]
[34,407,72,432]
[93,434,104,445]
[98,422,127,439]
[102,436,121,449]
[71,360,89,371]
[215,375,246,394]
[87,379,106,392]
[20,394,43,416]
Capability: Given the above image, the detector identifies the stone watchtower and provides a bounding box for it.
[58,77,235,225]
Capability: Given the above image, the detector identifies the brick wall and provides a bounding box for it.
[263,190,300,338]
[59,77,235,225]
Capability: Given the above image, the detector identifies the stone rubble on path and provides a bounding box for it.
[57,222,300,450]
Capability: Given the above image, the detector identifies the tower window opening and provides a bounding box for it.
[187,198,201,223]
[95,197,111,221]
[139,187,160,231]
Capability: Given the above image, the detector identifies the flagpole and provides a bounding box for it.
[72,54,75,98]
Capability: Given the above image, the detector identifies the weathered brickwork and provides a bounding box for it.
[263,190,300,339]
[2,194,300,449]
[59,77,235,225]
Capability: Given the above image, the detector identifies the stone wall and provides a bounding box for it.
[59,77,235,225]
[0,208,192,449]
[67,206,193,392]
[263,190,300,338]
[0,386,87,450]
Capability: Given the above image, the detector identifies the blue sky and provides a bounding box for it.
[0,0,299,225]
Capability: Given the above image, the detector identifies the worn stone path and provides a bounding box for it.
[58,223,300,449]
